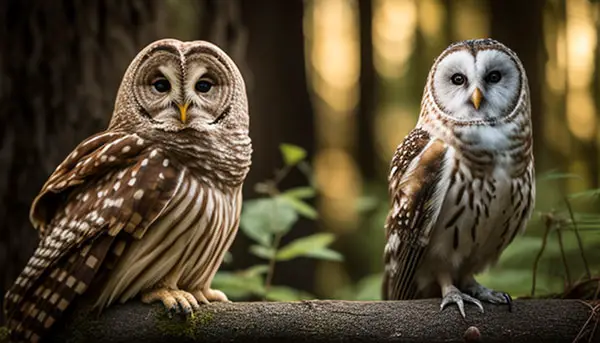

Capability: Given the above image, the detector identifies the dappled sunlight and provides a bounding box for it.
[565,0,597,142]
[373,0,417,79]
[309,0,360,112]
[566,0,596,89]
[451,0,489,41]
[305,0,362,237]
[314,148,361,229]
[417,0,444,41]
[303,0,599,301]
[567,90,597,142]
[374,103,417,161]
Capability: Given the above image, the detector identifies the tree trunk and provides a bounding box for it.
[0,0,167,324]
[236,0,316,293]
[490,0,546,168]
[357,0,376,180]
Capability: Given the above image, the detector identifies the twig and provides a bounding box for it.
[254,165,291,196]
[260,165,291,299]
[297,161,315,187]
[556,223,572,291]
[588,304,600,343]
[273,165,292,186]
[564,196,591,279]
[532,213,553,297]
[263,232,283,298]
[572,301,600,343]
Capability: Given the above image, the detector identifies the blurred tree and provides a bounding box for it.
[0,0,168,324]
[596,1,600,188]
[490,0,546,168]
[235,0,317,294]
[357,0,377,180]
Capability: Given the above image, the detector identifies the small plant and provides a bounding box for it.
[477,170,600,299]
[212,143,343,301]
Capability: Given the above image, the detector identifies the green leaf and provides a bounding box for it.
[355,195,380,212]
[335,273,382,301]
[240,264,270,277]
[538,170,582,182]
[297,161,316,187]
[282,187,316,199]
[241,197,299,245]
[265,285,314,301]
[280,144,307,166]
[211,269,266,300]
[568,188,600,199]
[281,196,318,219]
[222,251,233,264]
[275,233,342,261]
[240,200,272,246]
[250,245,276,259]
[301,248,343,261]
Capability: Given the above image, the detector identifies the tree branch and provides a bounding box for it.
[42,299,598,343]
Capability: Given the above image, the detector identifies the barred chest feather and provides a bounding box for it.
[94,170,241,309]
[418,123,534,289]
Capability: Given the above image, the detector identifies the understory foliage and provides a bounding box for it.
[212,144,343,301]
[340,170,600,302]
[215,147,600,302]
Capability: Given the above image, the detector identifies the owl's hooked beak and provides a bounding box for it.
[177,103,190,123]
[471,88,483,110]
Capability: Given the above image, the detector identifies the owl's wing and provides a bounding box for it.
[382,128,450,300]
[4,131,184,341]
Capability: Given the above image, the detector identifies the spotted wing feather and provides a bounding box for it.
[383,128,449,300]
[4,131,183,342]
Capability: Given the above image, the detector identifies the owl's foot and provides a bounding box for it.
[141,288,201,316]
[192,288,230,304]
[440,285,484,318]
[463,282,512,311]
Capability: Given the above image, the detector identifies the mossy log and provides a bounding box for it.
[19,299,600,342]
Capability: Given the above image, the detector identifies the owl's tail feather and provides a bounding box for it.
[5,233,115,343]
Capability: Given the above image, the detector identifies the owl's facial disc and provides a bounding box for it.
[133,50,184,128]
[432,49,521,122]
[182,52,234,132]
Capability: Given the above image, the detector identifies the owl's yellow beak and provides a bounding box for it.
[177,103,190,123]
[471,88,483,110]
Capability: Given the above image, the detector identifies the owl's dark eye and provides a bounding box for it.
[195,80,213,93]
[451,73,466,86]
[152,78,171,93]
[486,71,502,83]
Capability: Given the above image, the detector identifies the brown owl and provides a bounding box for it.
[383,39,534,318]
[4,38,252,342]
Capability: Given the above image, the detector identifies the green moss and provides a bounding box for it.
[0,326,10,343]
[155,308,214,340]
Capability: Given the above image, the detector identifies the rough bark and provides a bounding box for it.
[35,299,599,343]
[0,0,167,324]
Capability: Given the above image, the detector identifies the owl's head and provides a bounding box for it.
[427,38,527,123]
[110,39,248,134]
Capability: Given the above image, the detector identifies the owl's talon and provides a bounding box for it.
[440,286,484,318]
[194,291,209,304]
[504,293,513,312]
[167,304,177,317]
[192,288,229,304]
[462,281,512,310]
[142,289,199,316]
[203,288,229,302]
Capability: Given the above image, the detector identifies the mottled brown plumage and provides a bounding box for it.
[383,39,534,318]
[4,39,252,342]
